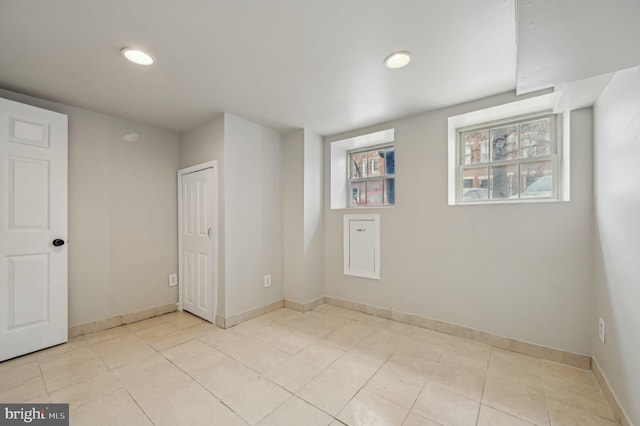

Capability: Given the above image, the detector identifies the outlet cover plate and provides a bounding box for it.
[169,274,178,287]
[598,317,606,343]
[264,274,271,288]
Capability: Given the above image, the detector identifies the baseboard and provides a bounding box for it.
[592,359,633,426]
[323,296,591,370]
[217,300,284,329]
[284,297,326,313]
[69,303,177,338]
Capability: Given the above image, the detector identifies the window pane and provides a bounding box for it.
[351,182,366,206]
[520,118,551,158]
[462,168,489,201]
[366,179,384,206]
[521,161,553,198]
[490,164,518,199]
[381,147,395,175]
[490,126,518,161]
[463,131,489,165]
[383,178,395,205]
[367,151,383,177]
[351,152,368,179]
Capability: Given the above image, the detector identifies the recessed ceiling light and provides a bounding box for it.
[121,48,154,66]
[384,51,412,69]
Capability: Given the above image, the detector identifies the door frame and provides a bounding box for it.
[177,161,218,322]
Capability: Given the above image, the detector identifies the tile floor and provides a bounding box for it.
[0,305,618,426]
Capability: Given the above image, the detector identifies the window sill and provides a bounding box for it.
[454,198,566,206]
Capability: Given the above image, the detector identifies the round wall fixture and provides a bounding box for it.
[384,51,412,69]
[121,48,154,66]
[123,132,140,142]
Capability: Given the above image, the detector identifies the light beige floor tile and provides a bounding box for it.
[351,329,401,361]
[250,323,289,343]
[545,385,614,420]
[364,364,424,409]
[547,399,618,426]
[440,345,490,374]
[139,381,247,426]
[239,343,291,374]
[71,388,152,426]
[0,375,50,403]
[125,316,168,332]
[161,311,207,329]
[486,362,545,393]
[337,388,409,426]
[258,395,333,426]
[402,411,442,426]
[134,322,180,340]
[35,338,88,361]
[183,322,222,339]
[216,332,264,359]
[477,405,537,426]
[491,348,540,371]
[0,353,38,370]
[411,328,454,348]
[269,331,315,355]
[323,321,377,350]
[297,371,361,416]
[39,347,99,371]
[265,356,322,393]
[541,360,600,394]
[42,357,110,392]
[193,355,262,400]
[126,363,194,406]
[50,370,122,408]
[99,340,158,369]
[0,361,41,390]
[84,326,132,344]
[295,343,345,370]
[160,338,212,362]
[428,363,485,401]
[112,352,174,385]
[387,352,439,382]
[380,319,417,336]
[482,379,550,426]
[146,329,193,351]
[325,352,382,387]
[413,383,480,426]
[222,376,291,424]
[395,336,448,363]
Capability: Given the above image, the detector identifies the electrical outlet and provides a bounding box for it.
[169,274,178,287]
[263,274,271,288]
[598,317,606,343]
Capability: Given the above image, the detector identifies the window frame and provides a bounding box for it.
[347,143,395,208]
[456,111,563,204]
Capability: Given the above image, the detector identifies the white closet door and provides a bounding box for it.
[0,97,68,361]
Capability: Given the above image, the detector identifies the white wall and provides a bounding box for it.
[224,114,284,316]
[0,88,180,327]
[302,129,325,302]
[593,66,640,425]
[283,131,306,302]
[178,115,226,316]
[324,91,594,355]
[283,130,325,304]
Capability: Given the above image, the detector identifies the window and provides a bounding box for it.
[349,146,395,207]
[458,112,561,203]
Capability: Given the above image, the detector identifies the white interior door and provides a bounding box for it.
[0,97,68,361]
[179,165,215,322]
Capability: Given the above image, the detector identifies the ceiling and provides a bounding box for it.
[0,1,637,136]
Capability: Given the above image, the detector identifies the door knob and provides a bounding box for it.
[52,239,65,247]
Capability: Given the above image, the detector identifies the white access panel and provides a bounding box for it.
[343,214,380,280]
